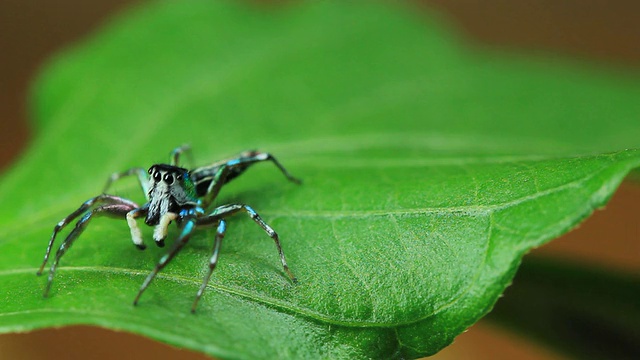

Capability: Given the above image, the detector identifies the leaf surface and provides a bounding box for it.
[1,1,639,358]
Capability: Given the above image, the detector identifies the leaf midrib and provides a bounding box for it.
[0,150,619,239]
[0,150,628,240]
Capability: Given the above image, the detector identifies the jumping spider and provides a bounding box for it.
[37,146,300,312]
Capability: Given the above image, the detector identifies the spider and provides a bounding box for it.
[37,145,300,312]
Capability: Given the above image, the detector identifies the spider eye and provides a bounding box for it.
[163,173,174,185]
[153,172,162,182]
[148,167,153,175]
[176,173,183,181]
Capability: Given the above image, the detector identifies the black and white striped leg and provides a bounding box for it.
[240,151,301,185]
[201,204,297,283]
[43,203,138,297]
[102,167,150,199]
[221,151,301,186]
[133,217,198,306]
[200,151,300,208]
[191,219,226,313]
[37,194,139,276]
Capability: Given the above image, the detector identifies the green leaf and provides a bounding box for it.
[486,257,640,360]
[1,1,639,358]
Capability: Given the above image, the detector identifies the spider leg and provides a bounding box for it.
[198,204,297,283]
[220,150,301,185]
[43,202,138,297]
[200,165,231,208]
[237,150,301,185]
[133,217,198,306]
[170,144,193,167]
[191,219,226,313]
[103,167,150,200]
[197,151,300,208]
[37,194,139,275]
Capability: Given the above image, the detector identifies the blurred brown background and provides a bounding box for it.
[0,0,638,359]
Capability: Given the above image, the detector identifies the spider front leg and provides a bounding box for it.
[39,196,141,296]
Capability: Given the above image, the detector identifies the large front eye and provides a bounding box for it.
[153,172,162,182]
[163,173,174,185]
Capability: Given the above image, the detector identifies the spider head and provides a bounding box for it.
[145,164,197,225]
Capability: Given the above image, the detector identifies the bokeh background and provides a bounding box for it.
[0,0,637,359]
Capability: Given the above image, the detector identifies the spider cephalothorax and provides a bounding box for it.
[145,164,197,226]
[37,146,300,312]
